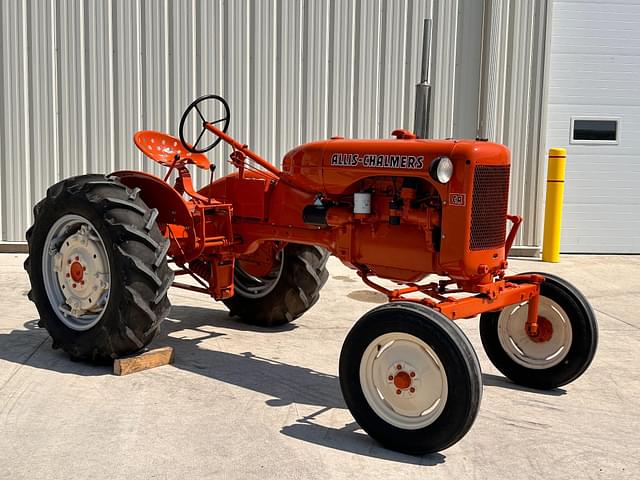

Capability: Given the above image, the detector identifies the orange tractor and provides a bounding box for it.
[24,95,597,454]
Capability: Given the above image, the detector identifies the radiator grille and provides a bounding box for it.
[470,165,510,250]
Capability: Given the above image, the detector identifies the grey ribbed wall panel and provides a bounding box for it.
[0,0,435,242]
[478,0,549,248]
[430,0,458,139]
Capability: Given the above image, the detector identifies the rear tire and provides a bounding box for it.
[24,174,173,362]
[223,243,329,327]
[480,273,598,389]
[339,302,482,454]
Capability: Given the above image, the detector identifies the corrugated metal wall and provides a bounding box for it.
[1,0,548,250]
[478,0,549,249]
[0,0,432,242]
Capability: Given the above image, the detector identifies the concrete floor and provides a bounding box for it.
[0,253,638,479]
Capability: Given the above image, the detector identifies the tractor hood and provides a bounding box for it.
[281,136,508,195]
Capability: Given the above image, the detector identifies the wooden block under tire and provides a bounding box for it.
[113,346,174,376]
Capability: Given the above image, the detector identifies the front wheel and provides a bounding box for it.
[480,273,598,390]
[339,302,482,455]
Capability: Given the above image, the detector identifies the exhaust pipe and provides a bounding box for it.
[414,18,433,139]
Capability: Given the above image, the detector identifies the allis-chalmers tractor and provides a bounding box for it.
[25,94,597,454]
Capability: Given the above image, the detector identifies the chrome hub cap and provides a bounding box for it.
[359,332,448,429]
[42,214,111,331]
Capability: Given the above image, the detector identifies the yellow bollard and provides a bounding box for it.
[542,148,567,262]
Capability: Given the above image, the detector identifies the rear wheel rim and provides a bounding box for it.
[497,296,573,369]
[233,250,284,299]
[359,332,448,430]
[41,214,111,331]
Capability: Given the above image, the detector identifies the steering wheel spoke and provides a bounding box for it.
[193,128,207,149]
[194,104,207,124]
[208,117,227,125]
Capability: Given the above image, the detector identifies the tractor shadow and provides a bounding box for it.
[482,373,567,396]
[164,305,444,463]
[280,413,445,466]
[0,308,444,464]
[0,308,564,463]
[0,319,112,376]
[159,305,346,411]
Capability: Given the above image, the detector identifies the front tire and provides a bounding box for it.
[339,302,482,454]
[24,174,174,362]
[480,273,598,389]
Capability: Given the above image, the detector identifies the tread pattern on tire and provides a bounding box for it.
[24,174,174,361]
[223,244,330,327]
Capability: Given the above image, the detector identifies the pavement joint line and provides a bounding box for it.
[592,307,639,330]
[0,335,48,393]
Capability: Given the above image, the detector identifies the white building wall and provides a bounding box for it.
[544,0,640,253]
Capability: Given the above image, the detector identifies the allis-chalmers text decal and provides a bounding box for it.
[330,153,425,169]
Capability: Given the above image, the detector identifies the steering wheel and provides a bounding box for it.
[179,94,230,153]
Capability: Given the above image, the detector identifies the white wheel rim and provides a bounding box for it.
[41,214,111,331]
[359,332,448,430]
[497,296,573,369]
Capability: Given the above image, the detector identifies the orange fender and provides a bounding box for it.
[111,170,197,262]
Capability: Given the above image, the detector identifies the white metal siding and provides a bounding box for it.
[545,0,640,253]
[0,0,431,242]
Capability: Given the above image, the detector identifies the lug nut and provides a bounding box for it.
[66,273,70,278]
[410,387,415,393]
[75,256,79,261]
[410,372,415,377]
[396,389,401,395]
[72,283,76,288]
[396,364,402,370]
[388,375,394,381]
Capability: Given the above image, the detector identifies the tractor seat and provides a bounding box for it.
[134,130,210,170]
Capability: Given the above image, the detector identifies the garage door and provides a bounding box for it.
[544,0,640,253]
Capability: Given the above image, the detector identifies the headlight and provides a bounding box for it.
[429,156,454,184]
